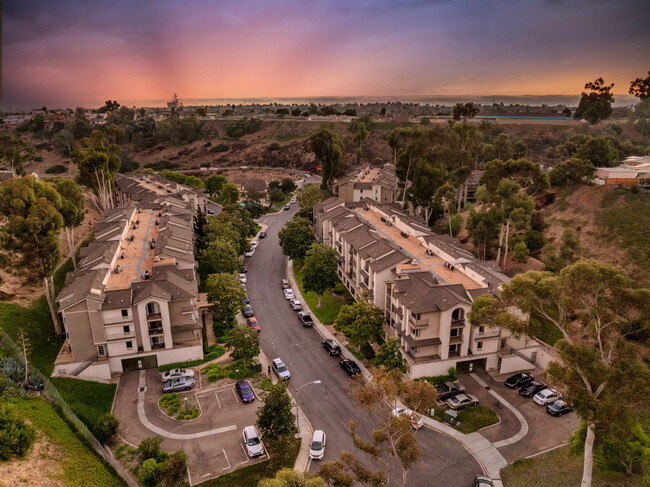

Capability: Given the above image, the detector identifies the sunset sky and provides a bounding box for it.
[3,0,649,109]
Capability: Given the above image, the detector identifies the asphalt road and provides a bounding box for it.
[245,205,481,486]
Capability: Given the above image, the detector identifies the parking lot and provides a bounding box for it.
[115,370,268,485]
[461,372,580,463]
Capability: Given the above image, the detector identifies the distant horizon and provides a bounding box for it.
[1,93,639,112]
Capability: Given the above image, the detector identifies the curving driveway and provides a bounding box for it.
[246,205,481,486]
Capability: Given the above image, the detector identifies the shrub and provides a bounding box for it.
[457,405,499,432]
[115,443,128,459]
[95,413,119,444]
[0,404,36,460]
[162,449,188,484]
[137,458,161,487]
[45,164,67,174]
[144,159,180,171]
[137,436,167,463]
[202,359,253,382]
[210,143,230,153]
[200,161,210,168]
[176,408,199,420]
[225,118,262,138]
[332,282,346,295]
[33,155,43,162]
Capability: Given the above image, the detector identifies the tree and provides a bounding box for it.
[279,217,315,260]
[95,413,119,444]
[280,178,296,194]
[51,178,85,268]
[183,175,204,189]
[302,244,338,307]
[295,184,321,210]
[310,130,344,190]
[205,273,246,326]
[219,183,239,205]
[353,122,369,163]
[256,382,296,440]
[449,214,463,238]
[434,183,457,236]
[493,133,514,161]
[259,468,325,487]
[574,77,615,124]
[229,323,260,368]
[269,180,280,190]
[73,130,121,211]
[374,337,404,371]
[576,137,618,167]
[0,135,35,177]
[269,187,285,204]
[193,205,208,247]
[466,207,500,260]
[469,261,650,487]
[334,301,384,349]
[452,102,479,121]
[198,238,239,281]
[291,107,303,117]
[408,160,446,224]
[205,174,227,197]
[513,140,528,158]
[512,241,529,263]
[98,100,121,113]
[549,158,595,187]
[629,70,650,100]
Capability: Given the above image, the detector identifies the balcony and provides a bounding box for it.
[451,319,466,328]
[409,316,429,327]
[151,342,166,350]
[148,327,164,336]
[448,351,461,358]
[404,348,441,364]
[449,335,463,345]
[181,305,195,314]
[103,315,133,325]
[146,313,162,321]
[106,330,136,341]
[475,328,501,339]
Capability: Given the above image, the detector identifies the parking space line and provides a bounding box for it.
[222,449,231,470]
[215,391,222,408]
[232,389,239,402]
[239,444,250,464]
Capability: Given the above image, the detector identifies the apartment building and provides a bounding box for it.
[54,182,205,380]
[314,197,539,378]
[333,163,400,204]
[115,173,208,213]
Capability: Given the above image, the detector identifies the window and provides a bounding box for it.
[412,347,419,353]
[450,328,459,337]
[121,309,128,317]
[123,325,130,333]
[126,341,133,349]
[477,341,483,351]
[98,345,105,356]
[411,328,421,337]
[449,344,459,353]
[452,308,465,322]
[479,326,485,334]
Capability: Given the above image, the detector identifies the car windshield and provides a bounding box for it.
[450,396,462,404]
[240,385,252,394]
[247,436,260,446]
[278,365,287,373]
[311,441,323,450]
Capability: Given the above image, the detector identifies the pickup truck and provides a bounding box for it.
[298,312,314,327]
[436,381,466,401]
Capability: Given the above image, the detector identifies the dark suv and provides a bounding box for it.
[505,372,534,389]
[322,339,341,356]
[519,381,547,398]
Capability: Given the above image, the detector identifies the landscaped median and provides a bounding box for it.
[426,404,499,433]
[159,392,200,420]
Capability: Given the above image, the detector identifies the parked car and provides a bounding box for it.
[309,430,326,460]
[322,339,341,356]
[241,264,247,273]
[250,241,258,250]
[391,407,424,430]
[259,231,266,238]
[207,208,215,215]
[533,388,561,406]
[340,358,361,376]
[162,376,195,393]
[161,368,195,382]
[283,205,290,211]
[546,400,572,417]
[435,381,466,401]
[236,380,255,403]
[298,311,314,327]
[519,381,547,398]
[242,425,265,457]
[247,317,261,332]
[446,393,479,410]
[243,305,254,318]
[272,358,291,380]
[474,475,494,487]
[244,248,255,257]
[283,288,295,300]
[290,197,297,204]
[504,372,534,389]
[281,279,290,289]
[239,273,247,284]
[242,295,250,304]
[289,299,302,311]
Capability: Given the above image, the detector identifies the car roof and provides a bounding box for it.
[273,358,284,365]
[312,430,325,441]
[243,425,258,436]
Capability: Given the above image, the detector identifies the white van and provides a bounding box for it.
[309,430,326,460]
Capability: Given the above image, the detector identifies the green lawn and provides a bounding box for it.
[268,193,292,213]
[293,263,351,325]
[197,438,300,486]
[9,397,126,487]
[49,377,117,437]
[501,445,641,487]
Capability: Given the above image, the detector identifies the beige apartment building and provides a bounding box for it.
[333,163,400,204]
[314,197,539,378]
[54,176,206,380]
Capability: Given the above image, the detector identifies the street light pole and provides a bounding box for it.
[295,380,321,433]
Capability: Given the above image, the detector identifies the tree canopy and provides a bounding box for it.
[629,69,650,100]
[574,77,615,124]
[205,272,246,326]
[73,130,121,211]
[310,129,344,190]
[256,382,296,441]
[229,323,260,368]
[279,217,315,260]
[302,244,339,307]
[295,184,322,210]
[334,301,384,349]
[0,135,35,177]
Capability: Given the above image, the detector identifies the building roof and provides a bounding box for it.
[391,272,470,313]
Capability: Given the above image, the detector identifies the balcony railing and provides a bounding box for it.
[146,313,162,321]
[151,342,166,350]
[106,330,136,341]
[451,319,466,327]
[475,329,501,338]
[449,335,463,345]
[409,316,429,327]
[148,327,164,336]
[103,315,133,325]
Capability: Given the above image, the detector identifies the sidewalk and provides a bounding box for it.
[286,259,509,485]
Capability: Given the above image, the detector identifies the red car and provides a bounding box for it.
[247,317,260,332]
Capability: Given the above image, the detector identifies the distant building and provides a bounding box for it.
[593,156,650,187]
[457,170,483,205]
[314,197,539,377]
[243,179,268,195]
[333,163,399,204]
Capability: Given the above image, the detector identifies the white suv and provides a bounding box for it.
[242,425,264,457]
[309,430,326,460]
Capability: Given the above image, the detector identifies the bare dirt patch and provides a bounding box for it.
[0,432,64,487]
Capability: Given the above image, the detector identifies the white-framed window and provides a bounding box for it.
[411,328,421,337]
[477,341,483,351]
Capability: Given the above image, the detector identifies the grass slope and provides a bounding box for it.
[501,445,641,487]
[293,263,351,325]
[10,397,126,487]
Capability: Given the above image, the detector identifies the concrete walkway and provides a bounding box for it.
[204,312,216,346]
[286,259,510,485]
